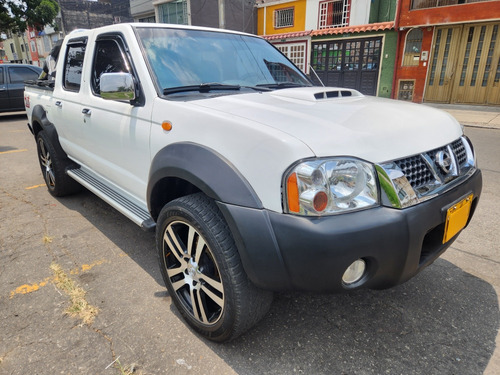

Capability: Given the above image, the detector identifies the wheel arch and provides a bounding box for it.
[31,105,52,136]
[31,104,78,173]
[147,142,262,221]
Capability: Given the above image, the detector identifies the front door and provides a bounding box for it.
[311,37,382,95]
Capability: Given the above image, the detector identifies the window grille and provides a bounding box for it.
[398,80,416,101]
[277,43,306,72]
[275,8,294,29]
[319,0,349,29]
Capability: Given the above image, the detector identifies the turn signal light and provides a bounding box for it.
[287,173,300,213]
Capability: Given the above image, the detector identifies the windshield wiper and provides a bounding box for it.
[163,83,241,95]
[256,82,308,90]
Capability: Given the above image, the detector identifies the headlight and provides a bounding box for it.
[284,158,379,216]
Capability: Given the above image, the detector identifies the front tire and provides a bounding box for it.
[36,130,80,197]
[156,193,273,342]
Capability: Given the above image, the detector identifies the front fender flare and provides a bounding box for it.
[147,142,262,212]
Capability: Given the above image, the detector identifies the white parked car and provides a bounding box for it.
[24,23,482,342]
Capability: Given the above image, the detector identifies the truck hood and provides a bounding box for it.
[190,87,463,163]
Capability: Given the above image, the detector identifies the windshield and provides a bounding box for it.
[135,27,312,94]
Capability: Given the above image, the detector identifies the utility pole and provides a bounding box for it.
[218,0,225,29]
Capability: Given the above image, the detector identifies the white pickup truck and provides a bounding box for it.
[24,23,482,342]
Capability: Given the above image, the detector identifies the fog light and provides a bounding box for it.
[342,259,366,285]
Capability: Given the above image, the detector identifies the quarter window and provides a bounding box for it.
[63,41,87,92]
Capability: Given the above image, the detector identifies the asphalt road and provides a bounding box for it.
[0,112,499,375]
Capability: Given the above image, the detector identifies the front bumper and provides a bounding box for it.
[218,169,482,293]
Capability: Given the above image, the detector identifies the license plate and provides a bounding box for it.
[443,194,473,244]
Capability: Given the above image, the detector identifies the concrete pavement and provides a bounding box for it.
[424,103,500,129]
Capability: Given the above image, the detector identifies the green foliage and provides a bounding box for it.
[0,0,59,33]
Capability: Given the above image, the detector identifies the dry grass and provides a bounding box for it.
[50,263,98,325]
[43,235,53,244]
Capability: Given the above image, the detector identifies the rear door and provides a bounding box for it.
[6,66,41,110]
[50,36,88,156]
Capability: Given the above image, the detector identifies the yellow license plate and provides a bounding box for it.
[443,194,473,244]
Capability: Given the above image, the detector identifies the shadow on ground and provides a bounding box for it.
[57,189,499,375]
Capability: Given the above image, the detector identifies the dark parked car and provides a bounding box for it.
[0,64,42,112]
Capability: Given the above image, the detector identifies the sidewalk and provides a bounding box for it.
[424,103,500,129]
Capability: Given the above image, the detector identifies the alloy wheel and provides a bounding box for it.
[38,137,55,188]
[162,220,225,325]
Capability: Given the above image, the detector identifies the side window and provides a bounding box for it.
[64,41,86,91]
[0,67,4,85]
[91,39,130,96]
[8,67,39,83]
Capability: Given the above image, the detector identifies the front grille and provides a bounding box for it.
[452,139,467,166]
[426,145,448,174]
[394,155,433,189]
[392,138,470,191]
[378,136,475,209]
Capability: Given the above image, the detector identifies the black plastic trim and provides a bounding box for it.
[147,142,262,215]
[219,169,482,293]
[30,105,77,170]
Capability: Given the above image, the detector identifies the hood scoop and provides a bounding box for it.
[270,87,363,102]
[314,89,361,100]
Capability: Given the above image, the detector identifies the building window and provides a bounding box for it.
[274,8,294,29]
[139,16,156,23]
[158,0,188,25]
[30,41,37,53]
[398,80,415,101]
[403,28,423,66]
[319,0,350,29]
[411,0,491,10]
[276,42,307,72]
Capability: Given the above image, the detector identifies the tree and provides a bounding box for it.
[0,0,59,34]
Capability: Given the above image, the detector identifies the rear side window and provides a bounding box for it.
[8,67,39,83]
[0,67,3,84]
[63,40,87,91]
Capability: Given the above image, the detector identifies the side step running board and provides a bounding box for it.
[67,168,156,231]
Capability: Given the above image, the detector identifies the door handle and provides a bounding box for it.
[55,101,62,108]
[82,108,92,116]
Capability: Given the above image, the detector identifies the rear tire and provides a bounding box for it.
[156,193,273,342]
[36,130,81,197]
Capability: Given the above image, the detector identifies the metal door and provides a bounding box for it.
[452,23,500,105]
[424,26,462,103]
[311,37,381,95]
[425,22,500,105]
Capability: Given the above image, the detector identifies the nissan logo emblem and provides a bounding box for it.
[435,150,453,174]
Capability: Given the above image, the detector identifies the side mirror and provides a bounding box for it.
[100,72,136,101]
